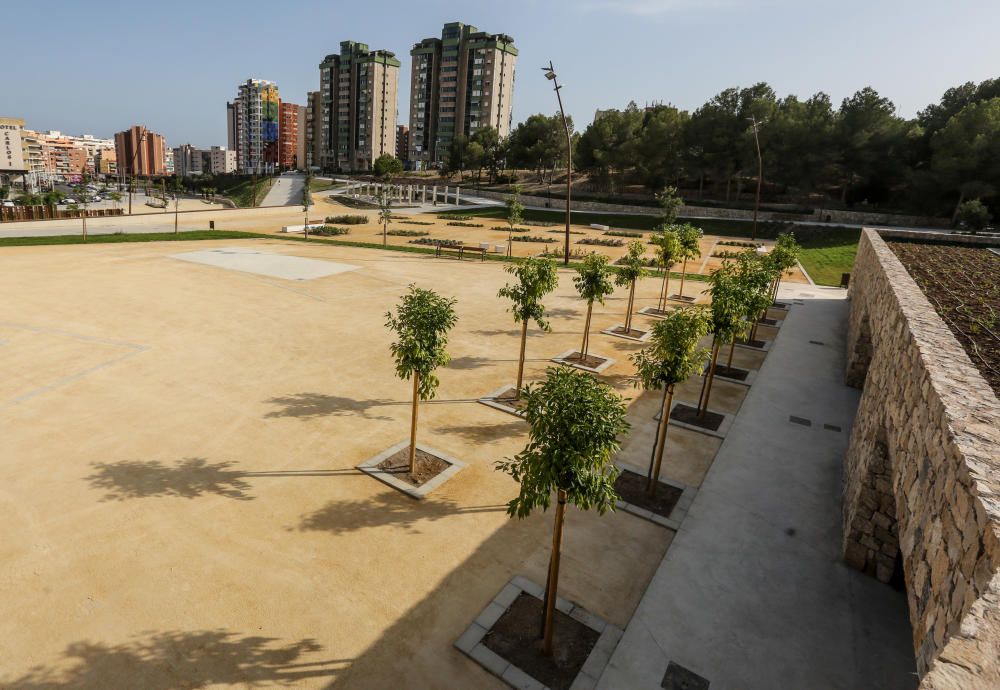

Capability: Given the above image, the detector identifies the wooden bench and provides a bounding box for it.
[434,244,487,261]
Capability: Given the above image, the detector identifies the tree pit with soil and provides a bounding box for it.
[376,447,450,487]
[670,403,725,432]
[614,469,683,519]
[482,592,599,690]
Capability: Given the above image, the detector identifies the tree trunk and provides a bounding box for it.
[383,222,387,247]
[516,319,528,396]
[409,373,420,473]
[581,301,593,357]
[951,190,966,224]
[542,489,567,656]
[727,339,736,368]
[624,280,636,332]
[699,340,721,418]
[658,267,670,312]
[678,257,688,299]
[648,385,674,497]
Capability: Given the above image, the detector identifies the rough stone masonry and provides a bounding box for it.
[843,229,1000,689]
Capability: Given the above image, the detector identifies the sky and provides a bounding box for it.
[6,0,1000,147]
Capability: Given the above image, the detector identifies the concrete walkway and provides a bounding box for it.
[261,172,305,207]
[598,284,917,690]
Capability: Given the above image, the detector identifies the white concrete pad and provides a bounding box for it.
[170,247,359,281]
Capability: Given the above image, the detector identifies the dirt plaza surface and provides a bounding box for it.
[0,237,734,688]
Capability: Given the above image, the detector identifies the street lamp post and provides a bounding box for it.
[748,115,764,241]
[126,126,148,216]
[542,61,572,266]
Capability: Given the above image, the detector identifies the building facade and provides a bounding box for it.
[304,91,322,170]
[227,78,280,174]
[317,41,400,172]
[173,145,236,176]
[0,117,26,175]
[408,22,516,167]
[114,125,167,177]
[396,125,409,162]
[278,101,300,170]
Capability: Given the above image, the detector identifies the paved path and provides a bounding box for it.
[598,284,917,690]
[261,173,306,207]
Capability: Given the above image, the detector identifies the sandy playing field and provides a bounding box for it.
[0,237,775,688]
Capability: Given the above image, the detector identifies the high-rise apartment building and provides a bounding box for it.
[227,78,280,174]
[317,41,400,172]
[173,145,236,176]
[305,91,322,171]
[409,22,516,167]
[114,125,167,177]
[278,101,300,170]
[396,125,409,162]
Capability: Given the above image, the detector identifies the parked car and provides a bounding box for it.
[1,200,15,208]
[61,198,77,205]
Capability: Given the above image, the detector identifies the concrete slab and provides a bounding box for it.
[597,288,916,690]
[170,246,359,281]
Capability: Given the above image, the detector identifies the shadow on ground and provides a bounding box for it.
[264,393,395,421]
[86,458,361,502]
[0,629,347,689]
[296,492,507,535]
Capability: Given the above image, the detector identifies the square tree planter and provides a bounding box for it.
[455,576,623,690]
[653,399,733,440]
[601,324,650,343]
[637,305,674,319]
[479,384,529,418]
[613,466,697,530]
[357,441,466,500]
[551,349,616,375]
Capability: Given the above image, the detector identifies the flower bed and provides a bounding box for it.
[325,214,368,225]
[400,219,435,226]
[578,237,624,247]
[409,237,462,247]
[447,221,485,228]
[311,226,351,236]
[604,230,642,238]
[387,229,429,237]
[491,226,530,232]
[510,235,557,243]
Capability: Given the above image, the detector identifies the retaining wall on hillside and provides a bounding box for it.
[844,229,1000,689]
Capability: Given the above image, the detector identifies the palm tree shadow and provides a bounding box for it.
[297,492,507,535]
[264,393,395,421]
[1,629,348,689]
[86,458,362,502]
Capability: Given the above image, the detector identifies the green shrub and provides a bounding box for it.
[447,221,484,228]
[387,229,429,237]
[325,214,368,225]
[440,214,474,221]
[492,225,530,232]
[312,226,351,236]
[511,235,557,243]
[578,237,624,247]
[400,220,435,226]
[604,230,642,238]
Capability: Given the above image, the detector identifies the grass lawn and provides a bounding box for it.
[798,229,860,286]
[215,177,272,208]
[309,178,337,193]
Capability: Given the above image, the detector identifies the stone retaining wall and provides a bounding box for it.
[844,229,1000,688]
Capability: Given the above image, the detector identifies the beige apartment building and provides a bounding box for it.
[409,22,516,167]
[317,41,399,172]
[115,125,167,177]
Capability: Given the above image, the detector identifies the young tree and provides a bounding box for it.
[630,308,711,495]
[698,263,751,418]
[673,224,703,301]
[731,249,772,365]
[495,366,628,655]
[614,240,650,333]
[650,227,682,314]
[373,154,403,181]
[302,174,313,241]
[573,254,615,358]
[378,189,393,247]
[505,184,524,257]
[655,185,683,225]
[766,233,801,304]
[385,286,458,473]
[497,257,559,397]
[108,191,122,211]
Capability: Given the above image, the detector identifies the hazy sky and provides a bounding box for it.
[6,0,1000,147]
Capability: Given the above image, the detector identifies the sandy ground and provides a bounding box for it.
[0,238,771,688]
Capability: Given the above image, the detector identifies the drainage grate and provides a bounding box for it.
[808,340,825,346]
[824,423,842,432]
[789,415,812,426]
[662,661,710,690]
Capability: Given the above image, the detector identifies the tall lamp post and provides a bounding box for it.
[126,126,148,216]
[748,115,764,241]
[542,61,572,266]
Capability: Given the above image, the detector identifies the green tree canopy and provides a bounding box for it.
[498,257,559,328]
[956,199,992,231]
[385,286,458,400]
[614,239,650,289]
[496,366,628,518]
[574,253,615,305]
[655,186,683,225]
[373,154,403,181]
[631,307,712,391]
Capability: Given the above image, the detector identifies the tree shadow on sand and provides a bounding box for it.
[86,458,361,502]
[264,393,395,421]
[432,421,526,444]
[0,629,347,689]
[297,492,507,536]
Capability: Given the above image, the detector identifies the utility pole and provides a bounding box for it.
[542,61,572,266]
[749,115,764,241]
[126,126,147,215]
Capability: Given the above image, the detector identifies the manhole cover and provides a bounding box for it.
[662,661,710,690]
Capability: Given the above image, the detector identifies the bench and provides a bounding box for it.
[434,244,487,261]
